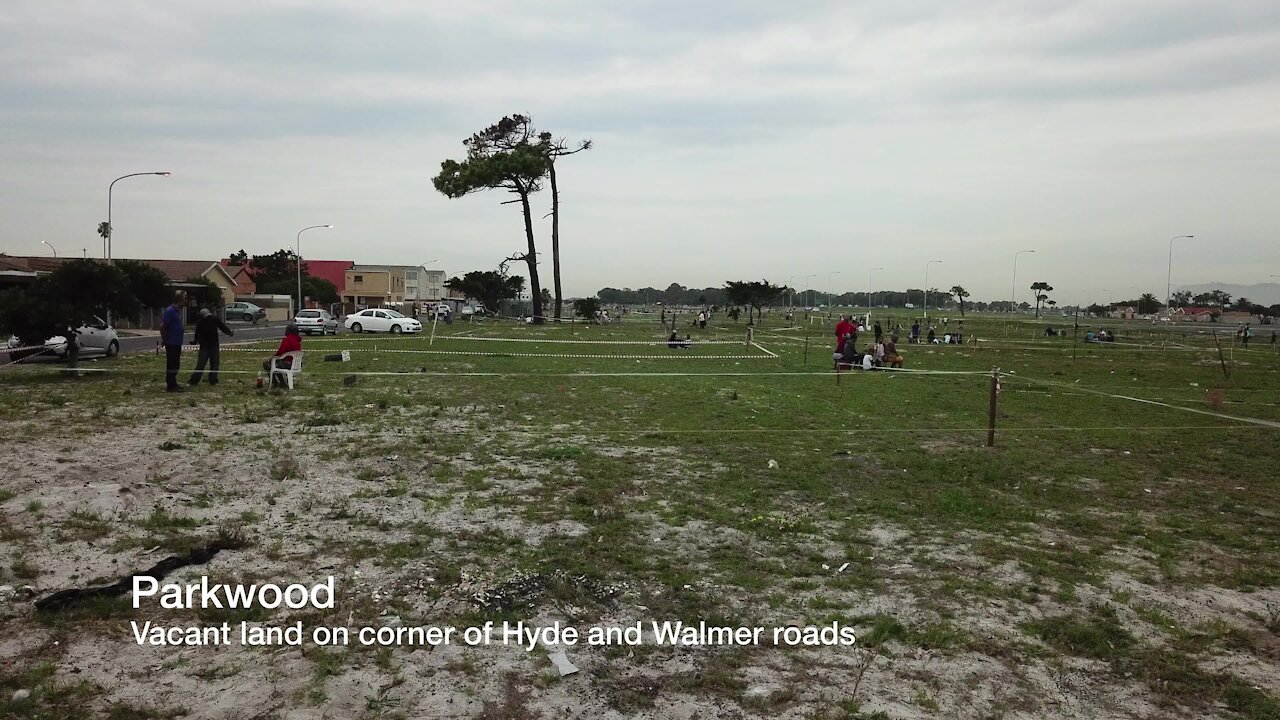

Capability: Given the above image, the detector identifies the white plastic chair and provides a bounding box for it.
[269,351,304,390]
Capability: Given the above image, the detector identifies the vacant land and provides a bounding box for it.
[1,312,1278,719]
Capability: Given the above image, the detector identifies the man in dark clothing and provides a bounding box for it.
[189,308,234,386]
[873,322,883,342]
[159,293,186,392]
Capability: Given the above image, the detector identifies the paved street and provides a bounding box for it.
[116,320,298,355]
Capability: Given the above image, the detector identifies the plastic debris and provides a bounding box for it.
[548,650,579,676]
[767,459,779,469]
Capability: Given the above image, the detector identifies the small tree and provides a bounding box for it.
[572,297,600,319]
[114,259,173,310]
[724,280,788,326]
[1030,281,1053,318]
[183,276,225,311]
[950,286,970,317]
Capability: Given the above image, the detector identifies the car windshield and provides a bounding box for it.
[298,311,320,318]
[385,310,406,318]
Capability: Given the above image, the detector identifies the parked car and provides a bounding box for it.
[225,301,267,322]
[293,309,339,335]
[433,303,452,318]
[344,308,422,334]
[7,317,120,362]
[460,305,484,317]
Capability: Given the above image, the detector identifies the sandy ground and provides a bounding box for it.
[1,403,1278,719]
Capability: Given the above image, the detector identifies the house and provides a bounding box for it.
[220,258,354,307]
[343,266,407,312]
[349,264,445,302]
[1171,307,1220,322]
[1111,306,1137,320]
[0,255,239,303]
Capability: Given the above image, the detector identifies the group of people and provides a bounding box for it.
[158,292,304,392]
[593,308,612,324]
[667,332,694,349]
[832,315,903,371]
[907,320,964,345]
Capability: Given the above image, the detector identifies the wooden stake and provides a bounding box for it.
[1212,329,1230,381]
[987,366,1000,447]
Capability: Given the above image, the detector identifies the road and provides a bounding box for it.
[117,321,296,355]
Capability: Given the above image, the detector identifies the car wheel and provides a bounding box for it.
[391,324,402,334]
[106,340,119,357]
[243,313,253,322]
[351,323,362,333]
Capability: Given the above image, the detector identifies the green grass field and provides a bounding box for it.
[1,311,1278,719]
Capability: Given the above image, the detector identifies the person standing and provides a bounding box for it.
[873,321,883,342]
[835,314,854,343]
[160,292,186,393]
[189,308,234,386]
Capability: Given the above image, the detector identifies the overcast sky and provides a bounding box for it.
[3,0,1279,303]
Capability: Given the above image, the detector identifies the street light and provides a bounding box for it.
[107,172,170,261]
[827,271,841,309]
[41,240,57,257]
[1165,235,1194,310]
[867,266,884,325]
[923,260,942,318]
[296,224,333,315]
[1011,250,1035,313]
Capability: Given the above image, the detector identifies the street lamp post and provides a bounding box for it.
[867,266,884,325]
[41,240,57,257]
[1165,235,1195,311]
[107,172,170,261]
[1011,250,1036,313]
[296,224,333,315]
[924,260,942,319]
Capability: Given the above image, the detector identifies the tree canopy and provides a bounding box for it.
[724,280,788,325]
[434,115,551,322]
[445,271,525,314]
[0,260,155,357]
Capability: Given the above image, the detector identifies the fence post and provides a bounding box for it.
[987,367,1000,447]
[1212,329,1230,381]
[803,332,809,366]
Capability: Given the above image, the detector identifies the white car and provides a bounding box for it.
[344,308,422,334]
[7,317,120,362]
[294,309,339,335]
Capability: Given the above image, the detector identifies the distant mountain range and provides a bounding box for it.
[1175,282,1280,307]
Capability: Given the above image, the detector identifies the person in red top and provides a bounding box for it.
[834,312,855,351]
[262,323,303,382]
[834,315,855,353]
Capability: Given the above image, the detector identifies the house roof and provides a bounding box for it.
[0,256,236,285]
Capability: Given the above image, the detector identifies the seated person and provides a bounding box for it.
[884,336,904,368]
[668,331,681,349]
[861,353,875,371]
[681,334,692,348]
[836,334,858,370]
[943,333,951,344]
[872,340,886,364]
[263,323,303,384]
[927,327,936,344]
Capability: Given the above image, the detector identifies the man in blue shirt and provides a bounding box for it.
[159,292,186,392]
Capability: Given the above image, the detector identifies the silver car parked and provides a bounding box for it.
[6,316,120,362]
[294,309,339,335]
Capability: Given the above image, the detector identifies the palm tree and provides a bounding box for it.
[97,221,110,256]
[1030,281,1053,318]
[1137,293,1161,314]
[950,285,970,316]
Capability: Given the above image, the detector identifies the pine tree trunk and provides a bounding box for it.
[549,160,563,321]
[519,191,544,324]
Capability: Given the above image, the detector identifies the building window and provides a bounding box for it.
[354,275,363,283]
[406,271,416,280]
